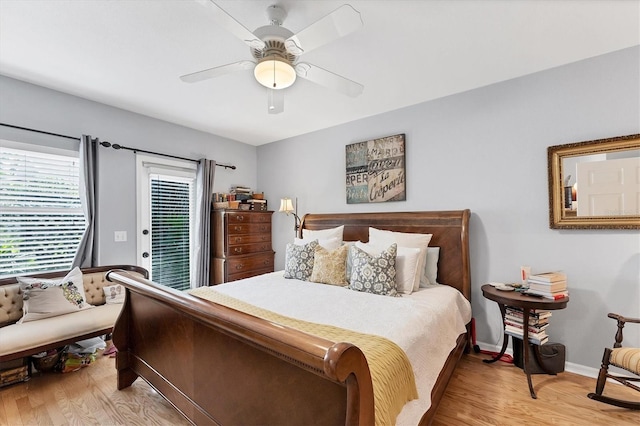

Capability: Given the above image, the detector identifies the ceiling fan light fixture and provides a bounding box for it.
[254,57,296,90]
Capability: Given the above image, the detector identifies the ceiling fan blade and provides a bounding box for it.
[267,89,284,114]
[195,0,265,50]
[284,5,363,56]
[295,63,363,97]
[180,60,254,83]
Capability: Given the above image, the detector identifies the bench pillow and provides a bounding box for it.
[17,267,93,323]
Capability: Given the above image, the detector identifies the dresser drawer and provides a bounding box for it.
[227,253,274,277]
[227,233,271,245]
[227,223,271,235]
[227,212,272,224]
[227,241,272,256]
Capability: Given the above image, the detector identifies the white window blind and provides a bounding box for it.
[149,176,193,291]
[0,146,86,277]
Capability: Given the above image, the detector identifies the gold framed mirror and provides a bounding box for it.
[548,134,640,229]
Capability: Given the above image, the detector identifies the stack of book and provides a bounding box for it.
[231,185,253,201]
[504,307,551,345]
[526,271,568,300]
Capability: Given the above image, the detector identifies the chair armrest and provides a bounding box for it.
[608,313,640,324]
[607,313,640,348]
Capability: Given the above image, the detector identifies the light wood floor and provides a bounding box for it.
[1,351,638,425]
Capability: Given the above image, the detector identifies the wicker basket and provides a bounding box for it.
[213,201,229,209]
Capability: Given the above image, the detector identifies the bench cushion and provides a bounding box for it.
[0,304,122,357]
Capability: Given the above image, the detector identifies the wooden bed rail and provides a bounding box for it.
[108,270,374,425]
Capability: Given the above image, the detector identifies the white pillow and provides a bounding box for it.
[17,267,93,323]
[294,236,342,251]
[422,247,441,286]
[368,227,432,291]
[103,284,126,304]
[355,241,421,295]
[303,225,344,241]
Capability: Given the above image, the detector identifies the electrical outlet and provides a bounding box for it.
[114,231,127,242]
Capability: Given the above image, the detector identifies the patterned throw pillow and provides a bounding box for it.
[17,267,93,323]
[348,243,399,297]
[310,245,348,286]
[103,284,126,304]
[283,240,319,281]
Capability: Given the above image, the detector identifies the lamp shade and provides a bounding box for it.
[279,198,295,214]
[254,57,296,89]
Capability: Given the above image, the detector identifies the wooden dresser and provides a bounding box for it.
[211,210,274,284]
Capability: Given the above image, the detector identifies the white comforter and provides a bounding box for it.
[214,271,472,426]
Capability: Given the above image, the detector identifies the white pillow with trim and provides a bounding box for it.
[368,227,432,291]
[422,246,441,286]
[294,236,342,251]
[302,225,344,241]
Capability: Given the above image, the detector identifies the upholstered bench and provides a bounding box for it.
[0,265,147,365]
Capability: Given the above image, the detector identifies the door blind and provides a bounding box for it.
[150,176,192,290]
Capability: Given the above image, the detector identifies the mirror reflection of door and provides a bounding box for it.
[562,149,640,217]
[576,157,640,216]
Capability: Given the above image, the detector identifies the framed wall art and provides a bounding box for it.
[345,133,406,204]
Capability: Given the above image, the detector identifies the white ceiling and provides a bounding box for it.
[1,1,638,146]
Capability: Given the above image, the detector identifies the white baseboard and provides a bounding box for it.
[475,340,601,379]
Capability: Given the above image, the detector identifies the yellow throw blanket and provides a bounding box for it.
[189,287,418,426]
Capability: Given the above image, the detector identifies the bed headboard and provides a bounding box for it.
[300,210,471,301]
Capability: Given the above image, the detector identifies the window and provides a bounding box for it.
[137,155,196,291]
[0,144,85,278]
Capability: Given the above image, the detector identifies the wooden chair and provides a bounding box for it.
[587,313,640,409]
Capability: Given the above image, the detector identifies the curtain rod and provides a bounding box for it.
[0,122,236,170]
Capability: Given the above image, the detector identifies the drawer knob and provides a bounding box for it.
[234,247,243,253]
[234,226,242,231]
[235,215,244,221]
[264,260,269,265]
[234,237,242,243]
[235,264,245,270]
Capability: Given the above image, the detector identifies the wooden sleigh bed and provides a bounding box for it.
[108,210,471,425]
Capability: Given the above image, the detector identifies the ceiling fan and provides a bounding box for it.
[180,0,364,114]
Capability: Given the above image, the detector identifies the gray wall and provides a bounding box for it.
[0,75,257,266]
[1,46,638,372]
[257,46,640,370]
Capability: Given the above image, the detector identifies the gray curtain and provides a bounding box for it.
[192,158,216,287]
[72,135,98,268]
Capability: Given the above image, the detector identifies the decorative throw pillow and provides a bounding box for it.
[17,267,93,323]
[302,225,344,241]
[294,236,342,251]
[355,241,421,294]
[310,245,348,286]
[283,240,319,281]
[421,247,441,286]
[348,243,399,297]
[368,227,433,290]
[103,284,125,304]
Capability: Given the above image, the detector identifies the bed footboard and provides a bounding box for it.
[108,270,374,425]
